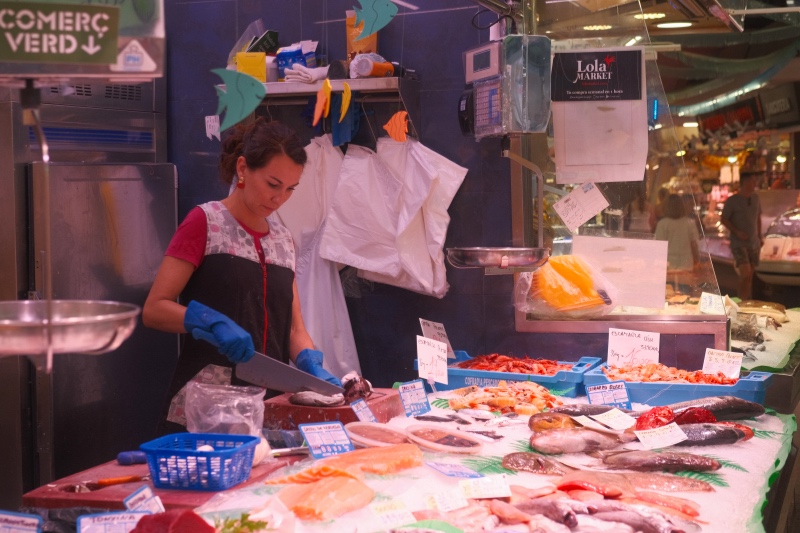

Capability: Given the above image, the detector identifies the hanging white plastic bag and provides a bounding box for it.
[185,381,265,436]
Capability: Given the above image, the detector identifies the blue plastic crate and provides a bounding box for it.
[414,352,602,397]
[140,433,259,491]
[583,364,772,406]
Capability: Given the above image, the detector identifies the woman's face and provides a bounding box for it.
[237,154,303,217]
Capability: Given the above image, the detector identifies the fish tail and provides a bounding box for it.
[214,86,227,116]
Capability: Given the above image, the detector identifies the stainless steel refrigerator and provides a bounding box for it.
[0,82,179,510]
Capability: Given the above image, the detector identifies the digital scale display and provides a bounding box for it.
[472,49,491,73]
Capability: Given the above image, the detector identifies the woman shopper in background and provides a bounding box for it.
[143,118,340,433]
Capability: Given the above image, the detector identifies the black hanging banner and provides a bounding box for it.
[551,49,642,102]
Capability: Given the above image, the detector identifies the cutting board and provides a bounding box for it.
[263,388,405,429]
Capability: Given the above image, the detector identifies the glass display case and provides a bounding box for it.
[757,207,800,286]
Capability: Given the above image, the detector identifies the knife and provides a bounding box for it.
[236,350,344,395]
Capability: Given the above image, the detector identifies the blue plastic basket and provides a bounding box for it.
[140,433,259,491]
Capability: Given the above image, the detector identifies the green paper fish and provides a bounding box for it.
[354,0,398,40]
[212,69,266,132]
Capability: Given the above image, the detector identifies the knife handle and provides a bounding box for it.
[117,451,147,465]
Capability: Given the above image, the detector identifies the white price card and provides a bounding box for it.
[416,335,448,385]
[699,292,726,315]
[124,485,165,514]
[0,511,42,532]
[204,115,220,141]
[607,328,660,367]
[586,381,632,410]
[298,422,355,458]
[398,379,431,417]
[419,318,456,358]
[371,500,417,530]
[425,461,484,478]
[572,415,613,432]
[552,182,609,233]
[428,491,469,513]
[78,512,148,533]
[459,474,512,499]
[703,348,743,379]
[350,398,377,422]
[634,422,688,449]
[591,408,637,430]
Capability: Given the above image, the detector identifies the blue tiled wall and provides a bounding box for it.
[165,0,589,386]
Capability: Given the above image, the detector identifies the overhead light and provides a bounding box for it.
[654,124,663,130]
[727,153,738,164]
[584,25,613,30]
[682,122,699,128]
[657,22,693,28]
[634,13,667,19]
[677,150,686,157]
[777,154,788,164]
[625,36,643,46]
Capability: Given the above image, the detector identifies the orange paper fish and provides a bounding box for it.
[383,110,408,142]
[313,79,333,126]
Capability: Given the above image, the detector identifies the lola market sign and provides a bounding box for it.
[0,1,119,64]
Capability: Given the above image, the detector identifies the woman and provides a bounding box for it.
[143,118,340,433]
[655,193,700,272]
[623,184,655,233]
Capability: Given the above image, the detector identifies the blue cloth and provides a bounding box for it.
[295,348,342,386]
[330,92,361,147]
[183,300,255,363]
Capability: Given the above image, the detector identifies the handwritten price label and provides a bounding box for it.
[428,491,469,512]
[591,408,636,430]
[459,474,512,499]
[416,335,448,385]
[702,348,743,379]
[607,328,660,367]
[419,318,455,358]
[699,292,726,315]
[634,422,688,449]
[371,501,416,530]
[553,182,609,233]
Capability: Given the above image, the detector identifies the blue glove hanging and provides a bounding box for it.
[295,349,342,386]
[183,300,255,363]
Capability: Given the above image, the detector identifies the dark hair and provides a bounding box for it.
[664,193,686,219]
[739,172,761,183]
[218,118,307,184]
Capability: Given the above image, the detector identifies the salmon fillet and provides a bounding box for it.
[265,443,423,485]
[276,476,375,521]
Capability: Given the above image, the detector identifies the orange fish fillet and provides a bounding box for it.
[277,476,375,521]
[263,463,363,485]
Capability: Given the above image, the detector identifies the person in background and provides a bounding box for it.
[653,187,670,224]
[143,118,341,433]
[624,183,655,233]
[720,171,763,300]
[655,193,700,273]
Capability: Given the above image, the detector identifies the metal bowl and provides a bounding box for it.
[0,300,140,356]
[447,247,550,270]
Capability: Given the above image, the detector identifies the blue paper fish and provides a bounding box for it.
[212,68,266,132]
[354,0,398,40]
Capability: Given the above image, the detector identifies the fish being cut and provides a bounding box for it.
[595,450,721,472]
[675,423,749,446]
[276,476,374,521]
[529,428,622,454]
[502,452,569,475]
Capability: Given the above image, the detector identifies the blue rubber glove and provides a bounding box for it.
[183,300,255,363]
[295,349,342,386]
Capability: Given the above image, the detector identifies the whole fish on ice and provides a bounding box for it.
[529,428,623,454]
[675,423,750,446]
[550,395,764,421]
[592,450,721,472]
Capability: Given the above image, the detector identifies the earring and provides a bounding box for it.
[236,174,245,189]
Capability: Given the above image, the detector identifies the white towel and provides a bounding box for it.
[284,64,330,83]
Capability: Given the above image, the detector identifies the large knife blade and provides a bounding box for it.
[236,351,344,395]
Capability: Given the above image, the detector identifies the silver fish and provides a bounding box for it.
[549,404,622,417]
[591,500,701,533]
[502,452,569,475]
[595,450,721,472]
[574,514,636,533]
[591,510,675,533]
[675,423,748,446]
[530,428,622,454]
[662,395,765,421]
[459,408,496,420]
[624,472,714,492]
[514,499,579,528]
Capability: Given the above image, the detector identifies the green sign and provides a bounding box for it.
[0,1,120,64]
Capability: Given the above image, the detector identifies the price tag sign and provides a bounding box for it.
[634,422,688,449]
[552,182,609,233]
[416,335,448,385]
[586,381,632,410]
[425,461,484,478]
[350,398,377,422]
[0,511,42,532]
[419,318,456,358]
[124,485,165,514]
[699,292,726,315]
[428,491,469,512]
[398,379,431,417]
[607,328,660,367]
[371,500,417,530]
[205,115,221,141]
[78,512,148,533]
[298,422,355,458]
[572,415,612,432]
[703,348,743,379]
[459,474,512,499]
[591,408,637,430]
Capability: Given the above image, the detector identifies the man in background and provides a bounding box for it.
[720,171,763,300]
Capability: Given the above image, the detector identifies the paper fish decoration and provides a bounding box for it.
[212,69,266,132]
[313,79,332,127]
[354,0,398,40]
[339,82,352,123]
[383,110,408,142]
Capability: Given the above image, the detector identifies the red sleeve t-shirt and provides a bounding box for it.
[165,207,207,268]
